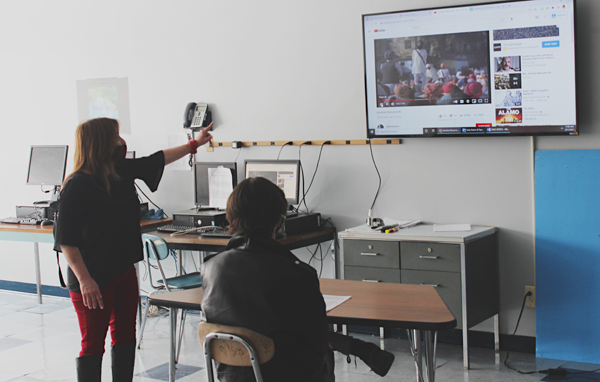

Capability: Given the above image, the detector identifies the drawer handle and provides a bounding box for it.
[420,283,440,288]
[360,252,380,256]
[419,256,439,259]
[362,279,382,282]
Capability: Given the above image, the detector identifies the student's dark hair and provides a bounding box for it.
[226,177,288,236]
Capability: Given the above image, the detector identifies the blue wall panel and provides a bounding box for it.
[535,150,600,363]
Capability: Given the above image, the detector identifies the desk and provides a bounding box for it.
[339,224,499,369]
[148,226,337,254]
[149,278,455,382]
[0,218,172,303]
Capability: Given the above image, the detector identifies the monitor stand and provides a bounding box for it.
[196,206,218,211]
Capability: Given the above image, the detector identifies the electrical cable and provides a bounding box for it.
[234,146,243,163]
[297,142,311,213]
[368,140,382,212]
[277,141,293,160]
[187,132,194,168]
[504,291,534,374]
[135,182,169,218]
[501,291,599,377]
[297,141,329,210]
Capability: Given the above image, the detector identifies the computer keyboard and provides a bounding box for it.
[198,226,233,238]
[1,217,43,225]
[1,217,21,224]
[157,224,197,233]
[157,224,233,238]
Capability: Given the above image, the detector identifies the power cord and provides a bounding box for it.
[135,182,169,218]
[234,145,243,163]
[503,291,600,377]
[297,141,330,210]
[277,141,293,160]
[367,140,382,223]
[296,142,312,213]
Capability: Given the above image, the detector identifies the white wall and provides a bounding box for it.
[1,0,599,338]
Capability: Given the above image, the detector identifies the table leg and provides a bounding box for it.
[169,307,178,382]
[494,314,500,364]
[462,324,469,370]
[425,331,435,382]
[33,242,42,304]
[415,330,423,382]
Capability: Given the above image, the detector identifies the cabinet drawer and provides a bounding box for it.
[344,240,400,269]
[401,242,461,272]
[401,269,462,326]
[345,266,401,283]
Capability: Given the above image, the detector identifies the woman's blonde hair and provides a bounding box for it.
[63,118,120,193]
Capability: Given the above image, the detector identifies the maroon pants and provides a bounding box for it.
[70,266,139,357]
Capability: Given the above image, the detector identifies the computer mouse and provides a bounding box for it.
[41,220,54,227]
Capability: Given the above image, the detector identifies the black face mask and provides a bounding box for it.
[113,144,127,164]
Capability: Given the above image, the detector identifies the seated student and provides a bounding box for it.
[200,177,394,382]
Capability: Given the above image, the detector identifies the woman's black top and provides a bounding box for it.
[53,152,165,292]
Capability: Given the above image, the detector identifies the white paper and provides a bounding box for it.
[433,224,472,232]
[323,295,351,312]
[166,133,192,172]
[208,167,234,209]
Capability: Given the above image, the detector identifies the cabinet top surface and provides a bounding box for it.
[339,224,496,243]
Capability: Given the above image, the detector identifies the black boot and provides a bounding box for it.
[329,331,395,377]
[76,354,102,382]
[111,342,136,382]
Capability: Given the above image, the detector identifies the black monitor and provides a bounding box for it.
[245,160,300,205]
[194,162,237,208]
[26,145,69,187]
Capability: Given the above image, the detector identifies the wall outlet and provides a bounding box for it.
[525,285,536,308]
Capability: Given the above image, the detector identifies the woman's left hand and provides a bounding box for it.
[195,123,213,147]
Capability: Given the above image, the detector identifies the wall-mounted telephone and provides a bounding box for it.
[184,102,212,131]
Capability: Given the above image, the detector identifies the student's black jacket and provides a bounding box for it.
[200,233,330,382]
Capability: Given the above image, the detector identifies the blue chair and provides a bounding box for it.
[137,233,202,361]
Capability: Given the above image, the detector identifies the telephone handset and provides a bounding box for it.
[183,102,212,131]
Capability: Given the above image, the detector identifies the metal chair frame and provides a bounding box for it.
[203,333,264,382]
[137,234,201,363]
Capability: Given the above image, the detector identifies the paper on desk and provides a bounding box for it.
[433,224,472,232]
[323,295,351,312]
[208,167,234,209]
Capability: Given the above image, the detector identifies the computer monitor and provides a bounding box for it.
[245,160,300,205]
[26,145,69,187]
[194,162,237,208]
[362,0,578,138]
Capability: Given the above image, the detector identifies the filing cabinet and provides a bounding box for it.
[338,224,499,369]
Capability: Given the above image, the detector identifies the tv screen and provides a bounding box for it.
[362,0,577,138]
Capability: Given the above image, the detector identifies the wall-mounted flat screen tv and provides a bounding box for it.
[363,0,577,138]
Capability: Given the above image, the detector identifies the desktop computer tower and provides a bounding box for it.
[172,209,228,228]
[281,213,321,236]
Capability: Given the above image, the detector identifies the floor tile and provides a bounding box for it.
[0,290,594,382]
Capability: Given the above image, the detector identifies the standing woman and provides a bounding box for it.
[53,117,212,381]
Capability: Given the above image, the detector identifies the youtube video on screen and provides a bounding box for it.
[374,31,491,108]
